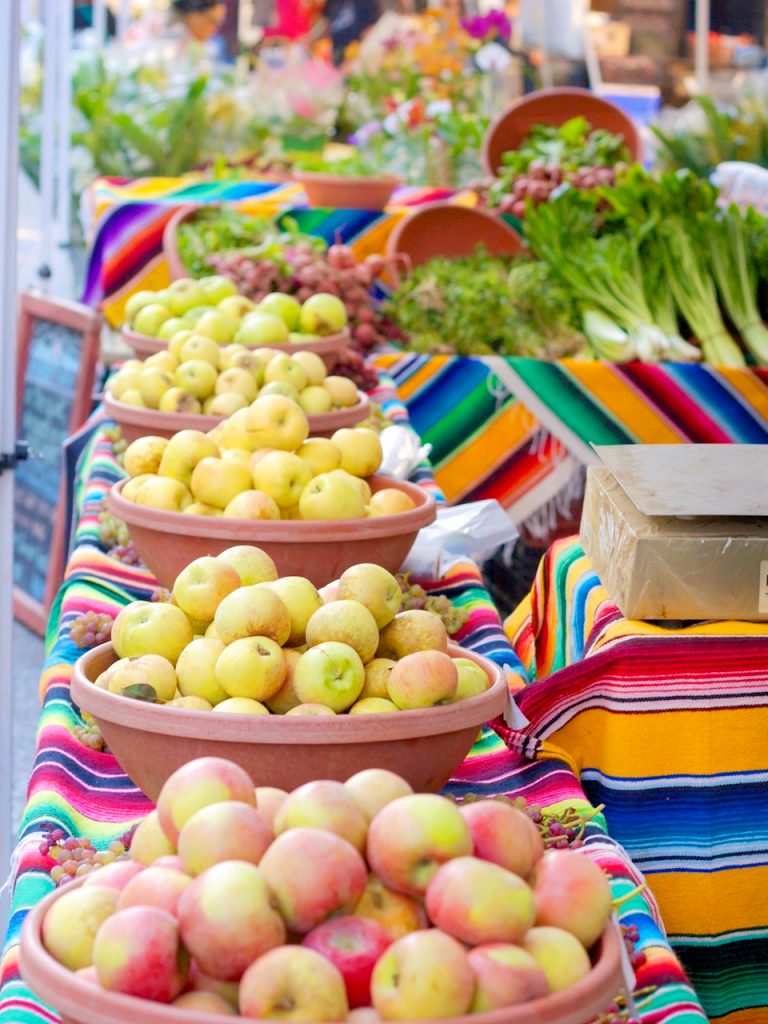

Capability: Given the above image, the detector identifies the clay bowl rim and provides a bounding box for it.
[481,86,642,177]
[109,474,436,543]
[20,880,624,1024]
[71,642,507,744]
[121,326,352,360]
[102,390,371,438]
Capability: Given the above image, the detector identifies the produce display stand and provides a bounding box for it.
[505,536,768,1023]
[0,388,707,1024]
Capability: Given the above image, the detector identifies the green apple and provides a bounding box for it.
[158,429,220,487]
[183,305,217,325]
[298,472,365,521]
[125,289,161,323]
[236,313,290,347]
[168,330,195,360]
[137,367,174,409]
[263,354,307,392]
[157,316,189,341]
[258,293,302,331]
[174,359,218,400]
[218,295,257,320]
[198,274,238,305]
[452,657,490,701]
[112,600,194,664]
[292,350,327,386]
[179,335,221,368]
[293,641,365,711]
[216,367,258,403]
[195,311,238,345]
[298,386,333,415]
[132,303,173,337]
[158,388,202,415]
[259,381,300,402]
[299,293,348,336]
[252,451,312,510]
[166,278,206,316]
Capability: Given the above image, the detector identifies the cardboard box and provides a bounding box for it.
[580,446,768,622]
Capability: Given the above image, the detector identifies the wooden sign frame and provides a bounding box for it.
[13,290,101,635]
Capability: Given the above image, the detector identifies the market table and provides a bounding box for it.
[504,537,768,1024]
[0,388,706,1023]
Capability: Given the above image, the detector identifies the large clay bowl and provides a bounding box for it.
[121,326,351,370]
[385,203,524,285]
[71,642,507,798]
[109,475,436,588]
[295,171,402,211]
[482,87,642,177]
[21,879,626,1024]
[103,390,370,444]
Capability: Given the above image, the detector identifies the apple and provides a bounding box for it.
[323,376,358,408]
[338,564,401,629]
[183,304,217,325]
[121,474,154,500]
[330,469,371,505]
[117,865,192,917]
[83,860,144,893]
[360,658,395,700]
[531,850,613,947]
[377,610,448,659]
[176,638,229,705]
[293,642,365,712]
[93,906,187,1001]
[172,991,236,1014]
[300,294,348,336]
[183,502,222,517]
[331,428,383,478]
[305,600,379,664]
[156,756,257,844]
[42,885,118,970]
[236,313,290,347]
[168,695,213,709]
[264,353,308,391]
[131,476,191,512]
[174,358,218,400]
[366,794,472,897]
[218,396,309,452]
[468,944,549,1011]
[133,303,173,337]
[158,388,203,415]
[117,388,145,407]
[215,367,258,403]
[425,856,535,944]
[172,555,241,621]
[221,448,253,467]
[258,293,302,330]
[224,489,281,520]
[158,429,220,487]
[354,875,426,941]
[130,810,176,866]
[227,350,265,382]
[123,436,168,478]
[252,451,312,509]
[167,278,206,315]
[145,350,179,373]
[212,697,269,714]
[153,855,185,871]
[190,457,252,509]
[155,317,188,342]
[186,961,240,1008]
[215,635,286,701]
[213,584,291,645]
[274,781,368,852]
[451,658,490,702]
[205,393,249,417]
[370,929,475,1021]
[250,347,280,364]
[138,367,174,408]
[178,801,272,876]
[195,310,238,345]
[125,289,160,323]
[522,927,592,992]
[285,703,336,717]
[107,654,178,703]
[303,915,392,1009]
[179,334,221,367]
[367,489,417,516]
[178,861,286,981]
[168,330,195,360]
[109,362,143,398]
[296,438,341,476]
[387,651,458,710]
[459,801,543,879]
[218,294,257,320]
[254,786,288,832]
[298,385,334,415]
[198,275,238,305]
[216,545,278,586]
[292,350,327,385]
[348,698,399,715]
[240,945,348,1022]
[299,472,366,521]
[265,577,322,648]
[259,380,301,402]
[344,769,413,822]
[112,602,194,665]
[259,827,368,933]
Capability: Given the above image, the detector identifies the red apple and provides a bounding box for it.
[82,860,144,892]
[156,757,256,844]
[468,943,549,1010]
[92,906,188,1002]
[531,850,613,947]
[460,800,544,879]
[117,866,192,917]
[370,929,475,1020]
[303,915,392,1008]
[274,780,368,852]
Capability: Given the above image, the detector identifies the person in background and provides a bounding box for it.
[171,0,228,43]
[262,0,324,42]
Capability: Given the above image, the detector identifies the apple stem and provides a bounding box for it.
[612,882,646,908]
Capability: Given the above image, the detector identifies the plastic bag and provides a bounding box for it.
[379,426,432,480]
[402,500,520,578]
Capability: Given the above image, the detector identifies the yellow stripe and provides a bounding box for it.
[718,366,768,422]
[564,360,685,442]
[592,617,768,652]
[647,866,768,935]
[103,256,172,328]
[393,355,451,402]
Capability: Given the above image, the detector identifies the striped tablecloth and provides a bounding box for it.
[505,537,768,1024]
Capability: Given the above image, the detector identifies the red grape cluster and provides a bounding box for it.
[39,828,134,886]
[492,160,621,219]
[111,543,141,566]
[334,348,380,392]
[70,611,114,649]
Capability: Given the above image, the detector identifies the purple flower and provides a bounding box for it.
[460,11,511,42]
[349,120,383,147]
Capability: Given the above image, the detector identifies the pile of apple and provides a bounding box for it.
[119,395,410,521]
[41,758,615,1019]
[126,276,349,347]
[95,550,488,715]
[108,342,362,418]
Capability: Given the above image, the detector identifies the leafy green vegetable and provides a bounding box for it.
[495,116,629,181]
[653,94,768,178]
[708,208,768,365]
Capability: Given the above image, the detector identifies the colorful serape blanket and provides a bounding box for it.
[0,432,704,1022]
[504,537,768,1024]
[81,175,466,328]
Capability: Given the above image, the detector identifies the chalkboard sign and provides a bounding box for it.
[13,292,101,634]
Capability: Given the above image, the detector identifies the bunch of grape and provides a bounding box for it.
[491,160,621,219]
[70,611,114,649]
[333,348,380,392]
[151,587,172,603]
[97,504,130,551]
[395,573,470,636]
[73,713,104,751]
[111,543,141,566]
[39,829,131,886]
[103,424,127,465]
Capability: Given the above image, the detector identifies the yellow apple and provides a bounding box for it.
[215,635,287,700]
[176,637,229,705]
[112,600,194,664]
[292,351,327,386]
[217,295,257,320]
[238,396,309,452]
[168,330,195,361]
[264,648,303,714]
[184,502,222,516]
[266,577,323,647]
[251,451,312,509]
[324,376,359,408]
[305,600,379,664]
[213,584,291,645]
[298,386,333,415]
[107,654,178,702]
[216,546,278,586]
[172,555,242,621]
[190,457,252,509]
[216,368,258,403]
[452,658,490,701]
[331,428,383,477]
[293,641,365,712]
[179,335,221,368]
[329,469,371,504]
[109,364,143,398]
[221,448,252,467]
[361,658,396,699]
[174,359,218,400]
[263,354,307,392]
[138,367,174,409]
[348,698,400,714]
[118,388,145,407]
[124,436,168,478]
[212,697,270,715]
[258,293,302,330]
[259,381,300,402]
[195,310,238,344]
[158,388,202,415]
[236,312,290,346]
[224,490,281,520]
[122,474,153,501]
[296,438,342,476]
[298,472,365,521]
[204,393,249,417]
[132,476,191,512]
[368,488,416,516]
[168,695,213,710]
[218,344,246,369]
[158,430,220,487]
[125,290,160,322]
[144,350,179,374]
[338,563,401,628]
[284,703,335,717]
[250,347,279,365]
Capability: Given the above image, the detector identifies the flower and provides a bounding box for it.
[349,119,384,146]
[460,11,511,43]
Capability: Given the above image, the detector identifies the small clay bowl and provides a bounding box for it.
[108,475,436,588]
[21,879,626,1024]
[71,642,507,798]
[103,391,370,444]
[121,326,351,371]
[296,171,401,211]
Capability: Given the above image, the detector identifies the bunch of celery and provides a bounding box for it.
[708,207,768,365]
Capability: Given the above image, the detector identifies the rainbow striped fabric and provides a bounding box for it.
[0,417,705,1021]
[505,538,768,1024]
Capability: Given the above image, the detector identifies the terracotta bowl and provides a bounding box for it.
[385,203,524,286]
[482,87,642,177]
[71,642,507,797]
[296,172,401,211]
[109,475,436,588]
[121,326,351,371]
[103,391,370,444]
[21,879,626,1024]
